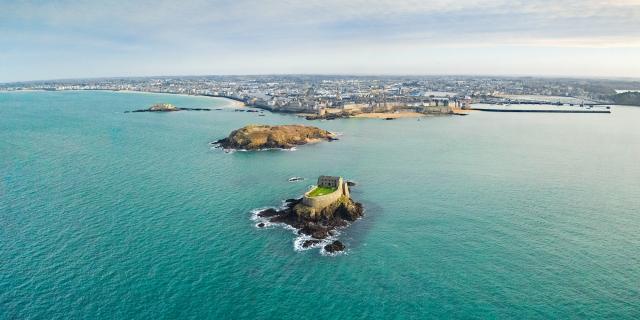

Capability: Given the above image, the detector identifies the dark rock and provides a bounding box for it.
[324,241,345,253]
[298,224,330,239]
[325,218,348,228]
[257,208,278,217]
[257,223,265,228]
[269,210,297,225]
[302,240,321,248]
[333,200,364,222]
[182,107,211,111]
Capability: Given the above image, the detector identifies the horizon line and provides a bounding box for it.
[3,72,640,85]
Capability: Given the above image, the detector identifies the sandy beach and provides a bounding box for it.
[228,99,246,108]
[99,89,247,108]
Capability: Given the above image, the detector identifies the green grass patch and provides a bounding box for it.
[308,186,337,197]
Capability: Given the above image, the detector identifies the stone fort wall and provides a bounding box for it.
[302,176,350,211]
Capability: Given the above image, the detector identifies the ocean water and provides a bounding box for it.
[1,91,639,319]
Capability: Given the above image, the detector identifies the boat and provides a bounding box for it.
[288,177,304,182]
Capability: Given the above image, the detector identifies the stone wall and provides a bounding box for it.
[302,176,350,211]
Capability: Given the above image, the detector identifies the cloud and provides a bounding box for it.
[4,0,640,43]
[1,0,639,81]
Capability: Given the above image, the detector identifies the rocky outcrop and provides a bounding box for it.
[305,112,349,120]
[611,92,640,106]
[324,241,345,253]
[213,124,337,150]
[295,195,362,222]
[256,195,363,254]
[149,103,179,111]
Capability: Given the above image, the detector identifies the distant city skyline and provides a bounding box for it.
[2,0,640,83]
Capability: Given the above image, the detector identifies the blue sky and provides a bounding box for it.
[1,0,639,82]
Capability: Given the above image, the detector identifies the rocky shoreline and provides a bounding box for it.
[254,196,363,254]
[213,124,337,151]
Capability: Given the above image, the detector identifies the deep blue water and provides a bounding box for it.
[1,91,639,319]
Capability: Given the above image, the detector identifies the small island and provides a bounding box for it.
[125,103,211,113]
[253,176,364,254]
[149,103,179,111]
[212,124,337,151]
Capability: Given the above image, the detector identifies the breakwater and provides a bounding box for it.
[472,108,611,114]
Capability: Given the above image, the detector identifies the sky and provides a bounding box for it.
[1,0,640,82]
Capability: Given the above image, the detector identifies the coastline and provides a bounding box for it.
[2,89,472,118]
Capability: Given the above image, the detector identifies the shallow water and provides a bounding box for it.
[1,91,639,319]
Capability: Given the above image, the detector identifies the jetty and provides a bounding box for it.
[471,107,611,114]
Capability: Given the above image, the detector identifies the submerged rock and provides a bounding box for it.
[213,124,337,150]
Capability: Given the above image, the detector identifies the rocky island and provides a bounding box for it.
[253,176,363,254]
[125,103,211,113]
[212,124,337,151]
[148,103,179,111]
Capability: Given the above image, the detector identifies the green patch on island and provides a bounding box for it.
[308,186,337,197]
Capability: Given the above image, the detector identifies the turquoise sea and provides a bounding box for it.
[1,91,639,319]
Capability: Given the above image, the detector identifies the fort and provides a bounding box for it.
[301,176,350,214]
[255,175,363,253]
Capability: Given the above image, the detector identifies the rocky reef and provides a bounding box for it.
[213,124,337,150]
[254,195,363,254]
[125,103,211,113]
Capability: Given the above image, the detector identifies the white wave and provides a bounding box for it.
[215,147,297,153]
[250,202,348,255]
[293,234,329,251]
